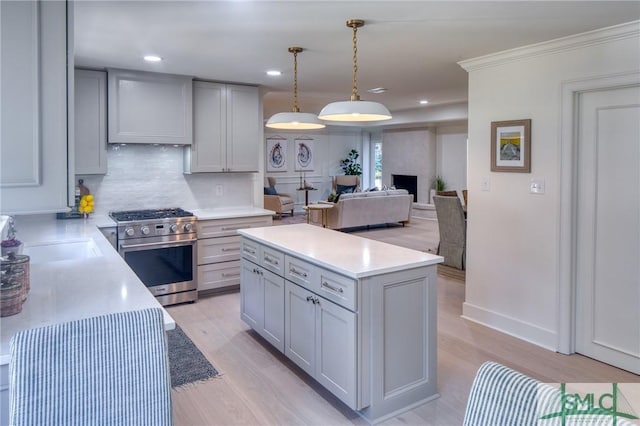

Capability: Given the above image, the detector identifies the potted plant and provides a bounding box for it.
[435,175,446,192]
[340,149,363,176]
[1,216,22,257]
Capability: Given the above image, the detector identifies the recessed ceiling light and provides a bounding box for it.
[419,99,429,105]
[367,87,387,94]
[143,55,163,62]
[266,70,282,76]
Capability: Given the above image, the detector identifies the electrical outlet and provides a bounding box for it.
[529,178,545,194]
[216,184,223,196]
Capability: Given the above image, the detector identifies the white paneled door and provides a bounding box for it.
[575,85,640,374]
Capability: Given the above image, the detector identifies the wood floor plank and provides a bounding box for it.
[168,218,639,425]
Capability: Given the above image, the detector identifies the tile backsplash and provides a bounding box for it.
[77,144,255,215]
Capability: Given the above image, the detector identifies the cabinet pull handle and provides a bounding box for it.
[221,226,243,231]
[264,255,279,266]
[222,247,240,252]
[306,295,314,303]
[244,248,256,255]
[289,267,308,278]
[313,297,320,305]
[322,281,344,293]
[222,272,241,277]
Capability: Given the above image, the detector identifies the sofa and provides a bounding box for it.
[314,189,413,230]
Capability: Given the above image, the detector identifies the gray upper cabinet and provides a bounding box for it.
[108,69,193,145]
[0,0,73,215]
[185,81,260,173]
[75,69,107,175]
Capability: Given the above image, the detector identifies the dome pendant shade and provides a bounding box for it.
[319,19,392,123]
[318,100,391,122]
[266,111,326,129]
[265,46,325,130]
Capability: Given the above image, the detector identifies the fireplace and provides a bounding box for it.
[392,174,417,202]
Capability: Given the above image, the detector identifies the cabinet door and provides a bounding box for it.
[187,81,226,172]
[261,268,285,353]
[284,281,315,376]
[108,69,193,145]
[75,69,107,174]
[225,85,259,172]
[1,1,71,214]
[240,259,263,330]
[315,297,357,409]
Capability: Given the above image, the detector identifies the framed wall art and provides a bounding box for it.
[266,137,287,172]
[294,138,314,172]
[490,119,531,173]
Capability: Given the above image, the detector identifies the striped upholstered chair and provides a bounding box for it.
[463,362,561,426]
[9,308,172,426]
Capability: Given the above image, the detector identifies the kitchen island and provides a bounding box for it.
[238,224,443,424]
[0,214,175,425]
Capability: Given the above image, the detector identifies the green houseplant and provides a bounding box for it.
[340,149,363,176]
[435,175,446,192]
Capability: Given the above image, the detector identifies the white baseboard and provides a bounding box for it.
[462,302,558,351]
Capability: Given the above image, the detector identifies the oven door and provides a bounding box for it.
[118,237,197,298]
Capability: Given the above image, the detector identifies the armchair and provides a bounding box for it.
[264,177,295,218]
[332,175,360,194]
[433,195,466,270]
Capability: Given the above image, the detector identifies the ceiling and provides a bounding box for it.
[74,1,640,125]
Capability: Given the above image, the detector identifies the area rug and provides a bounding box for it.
[166,325,219,388]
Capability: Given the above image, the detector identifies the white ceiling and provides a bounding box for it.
[74,1,640,124]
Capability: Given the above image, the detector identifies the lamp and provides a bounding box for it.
[318,19,392,122]
[266,47,325,130]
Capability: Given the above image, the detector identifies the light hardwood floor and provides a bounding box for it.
[168,218,638,426]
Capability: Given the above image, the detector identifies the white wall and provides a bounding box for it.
[77,144,255,215]
[436,125,468,192]
[459,21,640,350]
[264,128,363,207]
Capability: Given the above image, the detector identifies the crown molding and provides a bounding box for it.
[458,20,640,72]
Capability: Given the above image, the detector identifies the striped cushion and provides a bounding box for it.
[9,308,172,426]
[463,361,560,426]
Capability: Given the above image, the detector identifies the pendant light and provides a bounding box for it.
[318,19,392,122]
[266,47,325,130]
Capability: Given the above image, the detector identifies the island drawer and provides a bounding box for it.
[317,268,356,311]
[260,246,284,275]
[197,235,241,265]
[241,239,260,263]
[198,216,272,238]
[285,255,318,290]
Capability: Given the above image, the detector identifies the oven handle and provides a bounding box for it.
[119,239,196,251]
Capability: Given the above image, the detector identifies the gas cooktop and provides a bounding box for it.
[109,207,194,222]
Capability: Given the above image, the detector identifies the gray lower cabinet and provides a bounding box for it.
[285,281,356,408]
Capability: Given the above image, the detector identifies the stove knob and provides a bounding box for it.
[125,227,135,237]
[140,225,150,235]
[183,223,193,232]
[170,224,178,233]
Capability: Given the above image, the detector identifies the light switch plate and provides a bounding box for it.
[530,178,545,194]
[480,176,490,191]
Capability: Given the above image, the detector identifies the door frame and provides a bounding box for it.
[558,71,640,354]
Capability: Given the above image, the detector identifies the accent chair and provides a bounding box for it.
[264,176,295,218]
[433,194,467,270]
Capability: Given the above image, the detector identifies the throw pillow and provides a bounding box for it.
[264,186,278,195]
[336,184,356,195]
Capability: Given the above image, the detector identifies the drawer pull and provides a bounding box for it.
[221,226,244,231]
[222,247,240,252]
[264,255,279,266]
[244,248,256,255]
[322,281,344,293]
[222,272,241,277]
[289,267,308,278]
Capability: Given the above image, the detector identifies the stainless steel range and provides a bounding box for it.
[110,208,197,306]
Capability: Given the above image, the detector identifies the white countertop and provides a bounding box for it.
[239,223,443,279]
[0,214,175,365]
[192,207,274,220]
